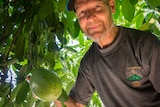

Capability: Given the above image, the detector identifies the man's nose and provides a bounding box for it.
[86,10,96,21]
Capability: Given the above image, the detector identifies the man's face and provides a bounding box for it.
[74,0,115,42]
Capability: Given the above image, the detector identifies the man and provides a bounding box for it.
[57,0,160,106]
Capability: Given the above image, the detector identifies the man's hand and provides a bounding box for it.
[64,97,84,107]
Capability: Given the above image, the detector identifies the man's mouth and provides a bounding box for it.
[87,24,101,30]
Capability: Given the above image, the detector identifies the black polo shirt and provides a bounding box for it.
[70,26,160,107]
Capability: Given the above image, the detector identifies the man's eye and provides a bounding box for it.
[95,5,102,11]
[78,11,86,18]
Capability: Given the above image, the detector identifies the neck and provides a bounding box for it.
[98,25,119,48]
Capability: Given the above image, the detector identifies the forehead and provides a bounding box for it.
[75,0,105,9]
[75,0,104,5]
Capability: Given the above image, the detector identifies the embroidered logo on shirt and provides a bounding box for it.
[126,66,143,86]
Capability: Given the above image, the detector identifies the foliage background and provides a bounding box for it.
[0,0,159,106]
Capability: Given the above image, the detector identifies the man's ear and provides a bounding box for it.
[108,0,116,13]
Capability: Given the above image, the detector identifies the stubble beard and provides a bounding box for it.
[85,23,114,44]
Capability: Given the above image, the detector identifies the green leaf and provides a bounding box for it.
[0,1,3,7]
[39,0,54,19]
[57,88,68,102]
[25,92,37,107]
[34,100,51,107]
[73,19,80,38]
[15,81,30,104]
[44,51,55,68]
[0,58,18,67]
[144,12,153,23]
[66,81,74,95]
[133,12,144,28]
[32,15,41,37]
[0,83,10,97]
[56,22,67,45]
[10,83,22,101]
[150,24,160,37]
[66,12,76,36]
[2,99,14,107]
[122,0,135,22]
[78,31,84,45]
[146,0,160,8]
[139,23,152,31]
[48,42,59,52]
[15,34,26,61]
[129,0,138,5]
[90,92,102,106]
[63,46,77,53]
[31,32,37,44]
[58,0,66,12]
[17,64,31,82]
[113,0,120,19]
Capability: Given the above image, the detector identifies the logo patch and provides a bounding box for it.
[126,66,143,86]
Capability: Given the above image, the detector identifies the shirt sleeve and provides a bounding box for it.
[148,38,160,93]
[69,61,95,105]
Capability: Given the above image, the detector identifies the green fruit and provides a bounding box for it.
[30,68,62,102]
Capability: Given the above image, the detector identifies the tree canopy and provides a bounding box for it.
[0,0,159,106]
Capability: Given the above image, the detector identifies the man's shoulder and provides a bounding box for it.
[80,43,98,65]
[121,26,149,35]
[121,26,159,42]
